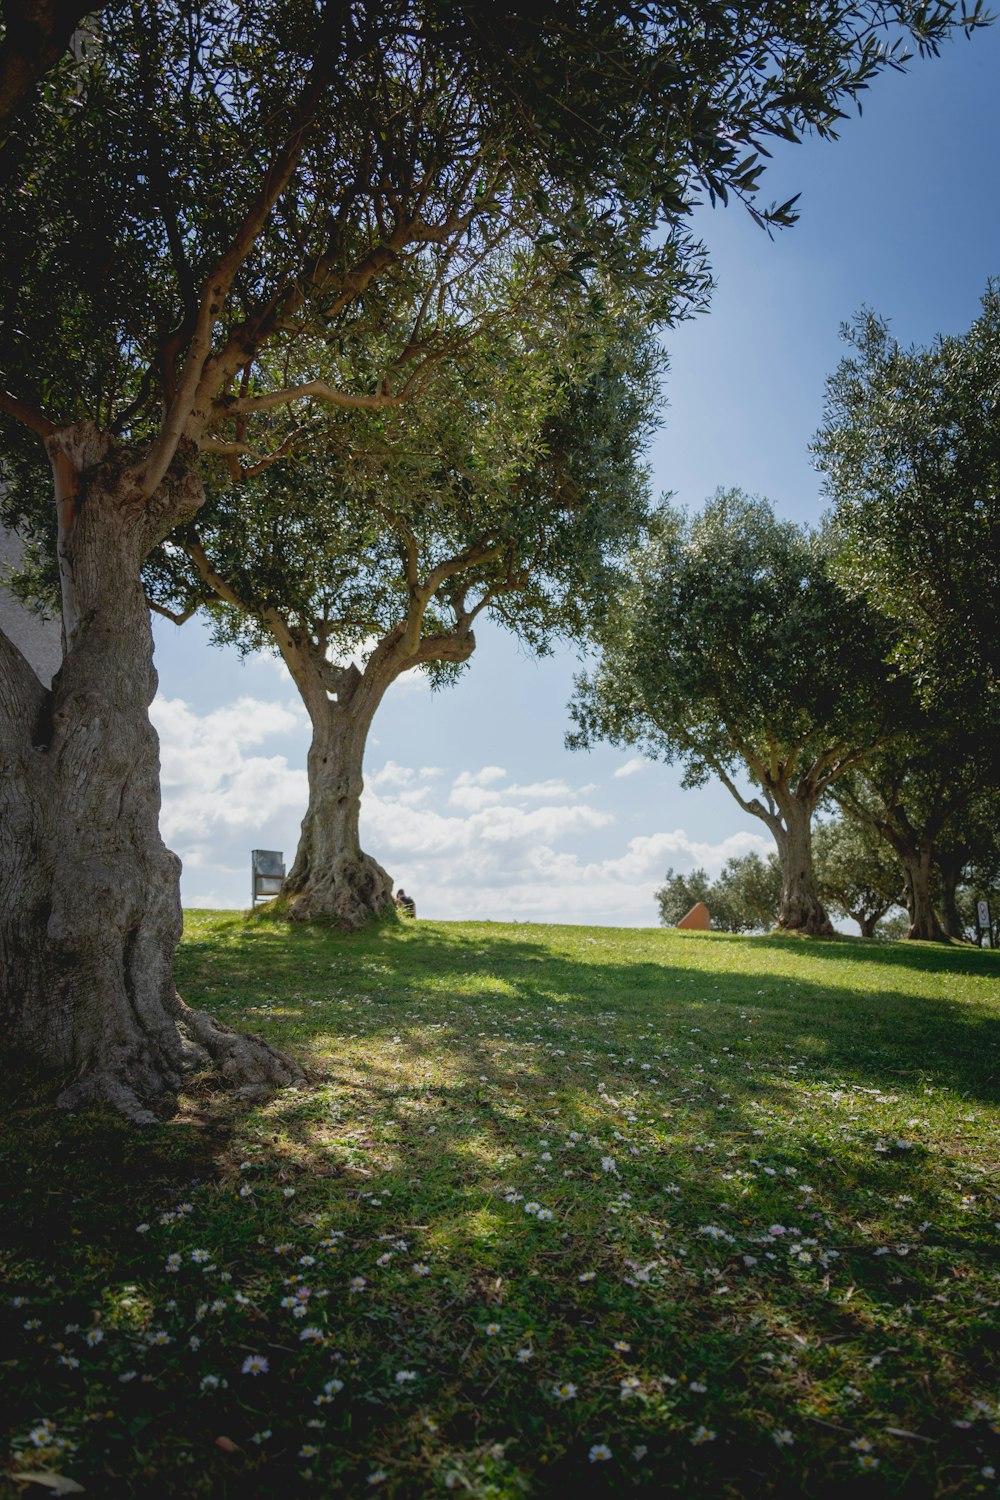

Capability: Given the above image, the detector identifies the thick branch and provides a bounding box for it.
[183,537,253,614]
[217,380,409,418]
[0,386,56,438]
[0,0,97,128]
[714,763,784,838]
[147,596,199,626]
[0,620,48,735]
[139,31,342,496]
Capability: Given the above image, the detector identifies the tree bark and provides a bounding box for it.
[283,671,394,928]
[278,626,474,928]
[900,846,948,943]
[0,424,303,1121]
[772,794,834,936]
[935,855,966,940]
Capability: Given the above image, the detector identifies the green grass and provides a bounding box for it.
[2,914,998,1498]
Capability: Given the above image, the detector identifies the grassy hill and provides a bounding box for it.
[2,914,998,1497]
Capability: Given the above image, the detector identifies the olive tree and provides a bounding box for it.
[813,815,903,937]
[568,492,901,935]
[0,0,983,1115]
[145,293,660,925]
[815,287,1000,939]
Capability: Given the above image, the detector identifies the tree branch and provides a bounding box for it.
[714,762,783,836]
[146,596,199,626]
[137,24,343,497]
[0,0,97,128]
[0,386,56,438]
[182,536,253,614]
[217,380,409,418]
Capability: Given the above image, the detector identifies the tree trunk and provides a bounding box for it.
[278,626,475,928]
[0,425,303,1121]
[935,857,965,940]
[283,684,394,928]
[900,846,948,942]
[773,795,833,936]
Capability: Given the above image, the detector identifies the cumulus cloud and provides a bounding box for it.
[152,692,309,854]
[360,761,768,925]
[152,687,768,927]
[613,755,648,779]
[454,766,508,788]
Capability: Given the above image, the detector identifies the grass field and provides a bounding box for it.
[2,914,998,1497]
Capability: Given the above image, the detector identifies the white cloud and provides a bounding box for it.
[368,760,420,790]
[152,692,308,852]
[454,766,507,788]
[613,755,647,779]
[152,687,770,928]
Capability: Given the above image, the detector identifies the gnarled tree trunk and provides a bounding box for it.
[900,845,948,943]
[850,909,879,939]
[772,794,833,936]
[278,625,474,928]
[283,678,394,927]
[0,424,303,1121]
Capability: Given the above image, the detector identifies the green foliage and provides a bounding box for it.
[814,816,905,936]
[656,853,782,933]
[654,867,715,926]
[145,276,663,673]
[568,490,899,810]
[1,0,990,545]
[815,283,1000,701]
[1,912,998,1495]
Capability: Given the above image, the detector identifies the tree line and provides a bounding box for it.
[571,290,1000,944]
[0,0,990,1119]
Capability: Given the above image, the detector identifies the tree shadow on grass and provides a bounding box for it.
[285,921,1000,1105]
[1,920,997,1497]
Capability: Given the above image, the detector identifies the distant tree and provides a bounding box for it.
[656,851,781,931]
[876,910,910,943]
[712,851,783,932]
[655,868,713,928]
[813,815,903,938]
[569,492,901,936]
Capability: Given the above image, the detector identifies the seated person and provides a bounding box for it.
[395,888,416,918]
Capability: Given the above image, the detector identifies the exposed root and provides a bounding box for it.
[179,1002,306,1097]
[55,999,306,1124]
[284,851,394,930]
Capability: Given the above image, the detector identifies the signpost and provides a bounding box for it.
[975,898,994,949]
[252,850,285,904]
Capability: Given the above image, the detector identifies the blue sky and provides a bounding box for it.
[150,24,1000,924]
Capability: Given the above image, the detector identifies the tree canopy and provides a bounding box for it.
[814,284,1000,698]
[568,490,901,933]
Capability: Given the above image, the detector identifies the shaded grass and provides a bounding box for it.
[1,916,997,1497]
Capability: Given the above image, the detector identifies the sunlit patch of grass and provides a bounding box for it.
[1,915,997,1496]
